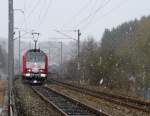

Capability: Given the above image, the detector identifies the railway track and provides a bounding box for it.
[49,79,150,113]
[32,86,109,116]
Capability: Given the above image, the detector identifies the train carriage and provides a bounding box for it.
[22,49,48,84]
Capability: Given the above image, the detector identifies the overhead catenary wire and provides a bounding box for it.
[72,0,105,28]
[63,0,92,27]
[89,0,99,15]
[31,0,45,30]
[25,0,35,12]
[37,0,52,29]
[18,10,28,31]
[24,0,26,11]
[95,0,129,23]
[77,0,110,27]
[73,0,92,18]
[13,8,29,38]
[27,0,41,18]
[54,30,77,41]
[79,0,99,30]
[37,0,49,21]
[23,11,28,30]
[23,0,28,30]
[21,0,43,33]
[21,0,52,35]
[81,0,129,30]
[74,0,111,28]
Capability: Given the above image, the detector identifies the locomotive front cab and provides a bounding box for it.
[23,49,48,83]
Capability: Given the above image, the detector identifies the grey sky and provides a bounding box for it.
[1,0,150,41]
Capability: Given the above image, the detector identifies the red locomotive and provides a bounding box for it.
[22,49,48,83]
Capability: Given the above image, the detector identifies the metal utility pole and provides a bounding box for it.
[18,31,21,74]
[29,41,32,49]
[48,41,51,65]
[8,0,14,114]
[60,41,63,65]
[13,9,24,75]
[49,47,51,64]
[59,41,63,78]
[53,29,81,62]
[77,29,81,70]
[52,29,81,76]
[14,28,27,75]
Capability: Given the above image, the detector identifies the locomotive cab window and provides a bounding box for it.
[26,51,45,62]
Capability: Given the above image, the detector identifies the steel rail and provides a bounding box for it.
[50,79,150,113]
[32,86,109,116]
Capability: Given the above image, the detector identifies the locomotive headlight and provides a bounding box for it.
[27,69,31,72]
[41,74,46,77]
[40,69,43,72]
[26,73,31,77]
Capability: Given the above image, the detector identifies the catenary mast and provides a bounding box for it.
[8,0,14,114]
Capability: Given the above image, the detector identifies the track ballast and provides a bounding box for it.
[32,86,108,116]
[49,79,150,113]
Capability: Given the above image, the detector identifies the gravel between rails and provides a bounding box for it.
[14,79,61,116]
[47,83,150,116]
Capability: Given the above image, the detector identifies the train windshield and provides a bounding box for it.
[26,51,45,62]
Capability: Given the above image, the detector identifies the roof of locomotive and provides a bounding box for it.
[25,49,46,55]
[22,49,47,58]
[27,49,44,52]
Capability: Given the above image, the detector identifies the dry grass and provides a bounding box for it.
[68,80,146,100]
[0,80,6,106]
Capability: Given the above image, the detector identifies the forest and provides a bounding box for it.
[63,16,150,95]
